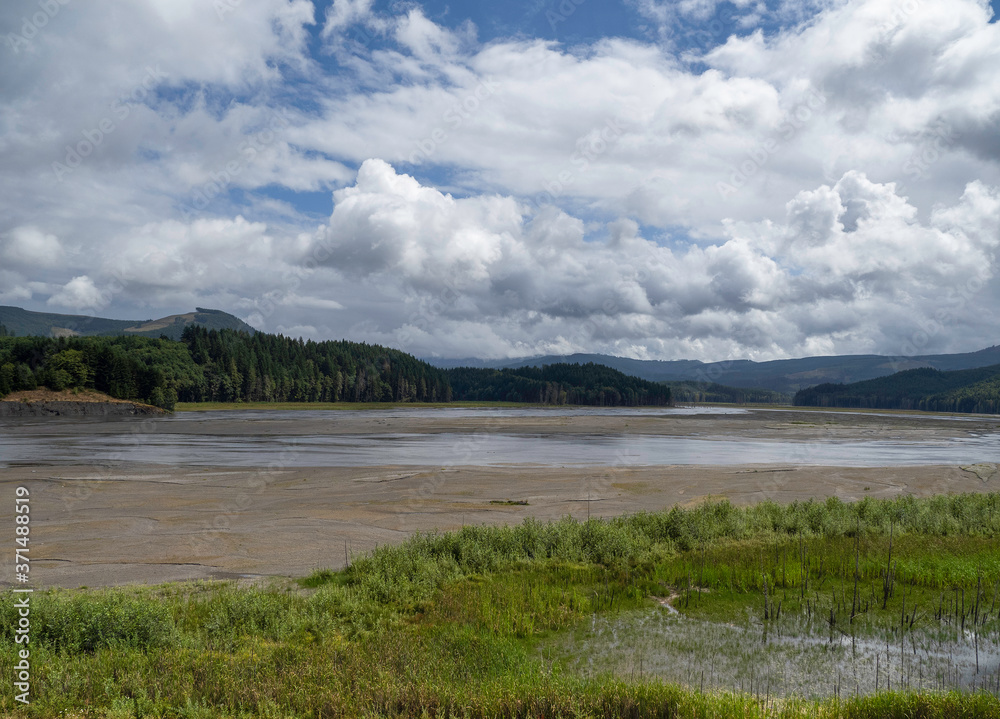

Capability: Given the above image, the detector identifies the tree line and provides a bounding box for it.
[447,363,672,406]
[793,364,1000,414]
[0,328,453,410]
[179,326,451,403]
[1,327,680,410]
[0,334,184,409]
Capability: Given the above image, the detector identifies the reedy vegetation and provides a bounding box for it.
[0,493,998,717]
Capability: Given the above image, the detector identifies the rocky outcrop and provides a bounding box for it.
[0,400,165,417]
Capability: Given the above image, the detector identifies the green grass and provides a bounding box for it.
[2,493,998,717]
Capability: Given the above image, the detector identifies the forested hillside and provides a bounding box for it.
[663,380,790,404]
[793,364,1000,414]
[447,363,671,406]
[0,334,190,410]
[2,330,681,411]
[0,328,452,410]
[180,326,451,403]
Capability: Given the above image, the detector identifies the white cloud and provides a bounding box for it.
[322,0,377,37]
[0,271,32,304]
[293,0,1000,240]
[304,160,999,360]
[1,226,64,268]
[285,294,345,311]
[47,276,106,311]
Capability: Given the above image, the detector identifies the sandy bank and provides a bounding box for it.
[0,388,164,417]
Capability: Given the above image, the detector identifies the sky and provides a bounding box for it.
[1,0,999,362]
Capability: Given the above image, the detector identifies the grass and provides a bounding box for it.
[1,494,998,717]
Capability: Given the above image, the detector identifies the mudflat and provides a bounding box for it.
[6,405,999,440]
[1,408,996,588]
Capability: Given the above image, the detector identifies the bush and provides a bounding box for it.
[0,591,177,653]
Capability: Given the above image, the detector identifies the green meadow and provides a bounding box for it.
[2,493,999,718]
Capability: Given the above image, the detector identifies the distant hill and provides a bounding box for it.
[447,363,671,406]
[427,346,1000,393]
[793,364,1000,414]
[662,381,790,405]
[0,306,255,341]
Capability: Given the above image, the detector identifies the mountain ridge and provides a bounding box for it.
[424,346,1000,393]
[794,363,1000,414]
[0,306,256,341]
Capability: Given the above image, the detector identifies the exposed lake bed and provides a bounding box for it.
[3,405,1000,467]
[1,406,996,588]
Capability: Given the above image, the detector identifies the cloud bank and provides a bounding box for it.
[1,0,998,360]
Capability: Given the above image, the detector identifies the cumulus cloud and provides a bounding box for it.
[47,276,106,311]
[294,0,1000,237]
[305,160,999,359]
[2,0,1000,361]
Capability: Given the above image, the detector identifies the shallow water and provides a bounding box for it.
[3,430,999,468]
[553,605,1000,698]
[1,406,998,468]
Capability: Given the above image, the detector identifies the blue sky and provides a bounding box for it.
[2,0,999,361]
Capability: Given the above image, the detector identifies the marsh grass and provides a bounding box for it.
[1,493,997,717]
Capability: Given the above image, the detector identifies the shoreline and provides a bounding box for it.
[7,406,998,442]
[174,399,1000,419]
